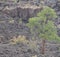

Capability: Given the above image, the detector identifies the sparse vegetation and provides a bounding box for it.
[9,20,14,23]
[10,35,38,51]
[19,18,23,24]
[0,0,60,57]
[32,55,37,57]
[10,35,29,44]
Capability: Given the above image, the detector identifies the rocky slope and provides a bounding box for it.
[0,0,60,57]
[0,0,43,43]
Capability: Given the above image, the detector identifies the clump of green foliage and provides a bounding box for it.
[27,6,60,41]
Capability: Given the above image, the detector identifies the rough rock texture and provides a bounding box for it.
[2,5,42,22]
[0,1,42,43]
[0,0,60,57]
[0,42,60,57]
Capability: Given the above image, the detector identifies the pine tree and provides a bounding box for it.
[27,6,60,54]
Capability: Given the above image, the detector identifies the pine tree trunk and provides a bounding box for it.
[41,39,45,54]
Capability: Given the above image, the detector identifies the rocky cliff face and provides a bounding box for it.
[3,6,42,22]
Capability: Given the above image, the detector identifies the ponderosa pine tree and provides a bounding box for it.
[27,6,60,54]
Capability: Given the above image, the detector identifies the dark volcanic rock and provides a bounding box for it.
[0,43,60,57]
[0,0,60,57]
[0,11,30,43]
[0,44,32,57]
[0,2,42,43]
[3,6,42,22]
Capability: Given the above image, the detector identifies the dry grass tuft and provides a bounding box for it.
[10,35,29,44]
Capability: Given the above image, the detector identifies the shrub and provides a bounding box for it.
[10,35,29,44]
